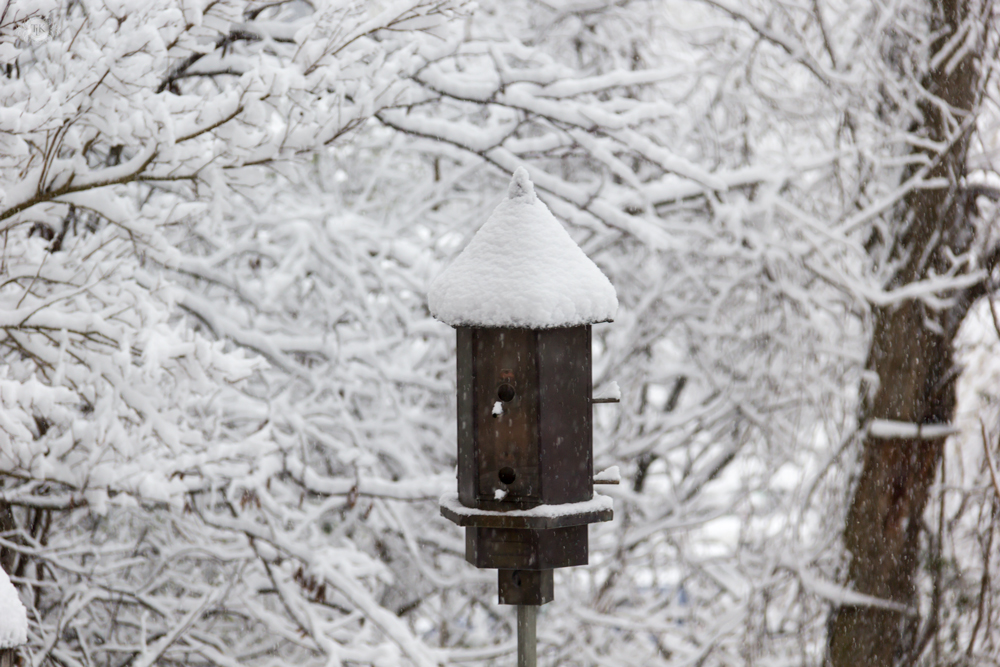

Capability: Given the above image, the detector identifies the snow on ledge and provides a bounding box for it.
[0,567,27,649]
[594,381,621,401]
[593,466,621,483]
[439,491,613,519]
[428,167,618,328]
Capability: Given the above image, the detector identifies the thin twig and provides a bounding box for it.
[966,497,995,656]
[980,420,1000,503]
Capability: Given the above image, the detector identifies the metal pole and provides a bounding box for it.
[517,604,537,667]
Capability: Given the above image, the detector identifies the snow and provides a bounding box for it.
[494,488,507,500]
[0,568,26,648]
[867,419,959,440]
[439,491,613,518]
[428,168,618,328]
[789,560,910,613]
[594,381,621,401]
[594,465,621,483]
[491,400,503,417]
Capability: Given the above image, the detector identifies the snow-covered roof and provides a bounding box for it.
[429,168,618,328]
[0,567,26,649]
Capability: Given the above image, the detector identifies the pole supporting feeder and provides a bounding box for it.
[517,605,537,667]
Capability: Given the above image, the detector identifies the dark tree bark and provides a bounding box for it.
[826,1,990,665]
[0,502,15,575]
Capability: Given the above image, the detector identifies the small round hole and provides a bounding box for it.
[497,383,515,402]
[498,467,516,485]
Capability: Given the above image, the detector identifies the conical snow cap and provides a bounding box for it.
[429,168,618,328]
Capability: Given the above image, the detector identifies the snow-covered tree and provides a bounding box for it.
[0,1,472,665]
[382,0,1000,664]
[3,0,1000,665]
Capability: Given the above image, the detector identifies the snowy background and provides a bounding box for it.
[1,0,999,666]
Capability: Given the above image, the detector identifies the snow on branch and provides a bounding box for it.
[867,419,959,440]
[789,561,913,614]
[287,460,453,501]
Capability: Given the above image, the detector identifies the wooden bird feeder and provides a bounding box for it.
[429,167,619,609]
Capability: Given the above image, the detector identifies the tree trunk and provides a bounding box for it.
[826,2,987,665]
[0,501,15,574]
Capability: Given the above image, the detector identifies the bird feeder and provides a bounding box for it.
[429,168,618,609]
